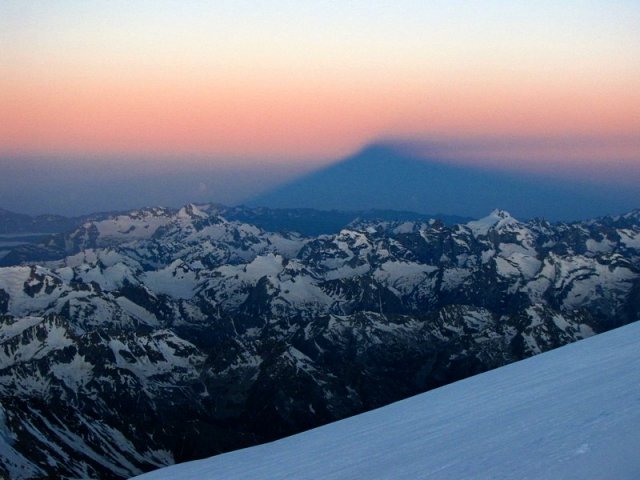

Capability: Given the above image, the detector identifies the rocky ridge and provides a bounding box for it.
[0,204,639,478]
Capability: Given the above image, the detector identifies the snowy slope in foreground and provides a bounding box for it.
[134,321,640,480]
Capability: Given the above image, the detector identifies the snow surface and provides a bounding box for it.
[134,321,640,480]
[142,261,199,299]
[466,209,518,236]
[619,229,640,249]
[93,211,171,243]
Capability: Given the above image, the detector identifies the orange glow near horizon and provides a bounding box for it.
[3,70,638,163]
[1,1,639,167]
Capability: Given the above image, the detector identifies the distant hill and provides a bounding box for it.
[0,208,79,234]
[0,204,469,258]
[216,205,470,236]
[0,209,127,262]
[0,208,121,235]
[248,143,638,221]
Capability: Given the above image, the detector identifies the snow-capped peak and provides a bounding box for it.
[467,209,518,236]
[177,204,208,220]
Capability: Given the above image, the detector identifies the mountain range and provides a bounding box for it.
[0,205,469,266]
[133,319,640,480]
[0,203,639,478]
[0,208,92,235]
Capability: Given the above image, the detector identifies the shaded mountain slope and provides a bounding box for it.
[134,320,640,480]
[0,205,639,478]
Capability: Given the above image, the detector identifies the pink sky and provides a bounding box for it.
[1,1,638,172]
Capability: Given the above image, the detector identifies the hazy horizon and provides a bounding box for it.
[1,139,639,220]
[1,1,638,218]
[0,153,322,216]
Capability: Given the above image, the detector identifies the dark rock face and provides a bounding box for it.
[0,290,8,315]
[0,204,639,478]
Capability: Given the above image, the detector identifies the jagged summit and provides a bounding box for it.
[177,203,209,219]
[491,208,514,219]
[467,209,519,236]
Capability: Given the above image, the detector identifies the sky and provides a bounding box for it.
[0,1,639,214]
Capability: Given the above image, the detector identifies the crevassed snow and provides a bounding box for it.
[134,321,640,480]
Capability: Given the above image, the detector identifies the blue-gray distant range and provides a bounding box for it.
[249,144,638,220]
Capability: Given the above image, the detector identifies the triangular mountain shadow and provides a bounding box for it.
[247,143,637,220]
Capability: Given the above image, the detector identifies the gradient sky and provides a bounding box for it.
[0,1,639,216]
[1,1,639,161]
